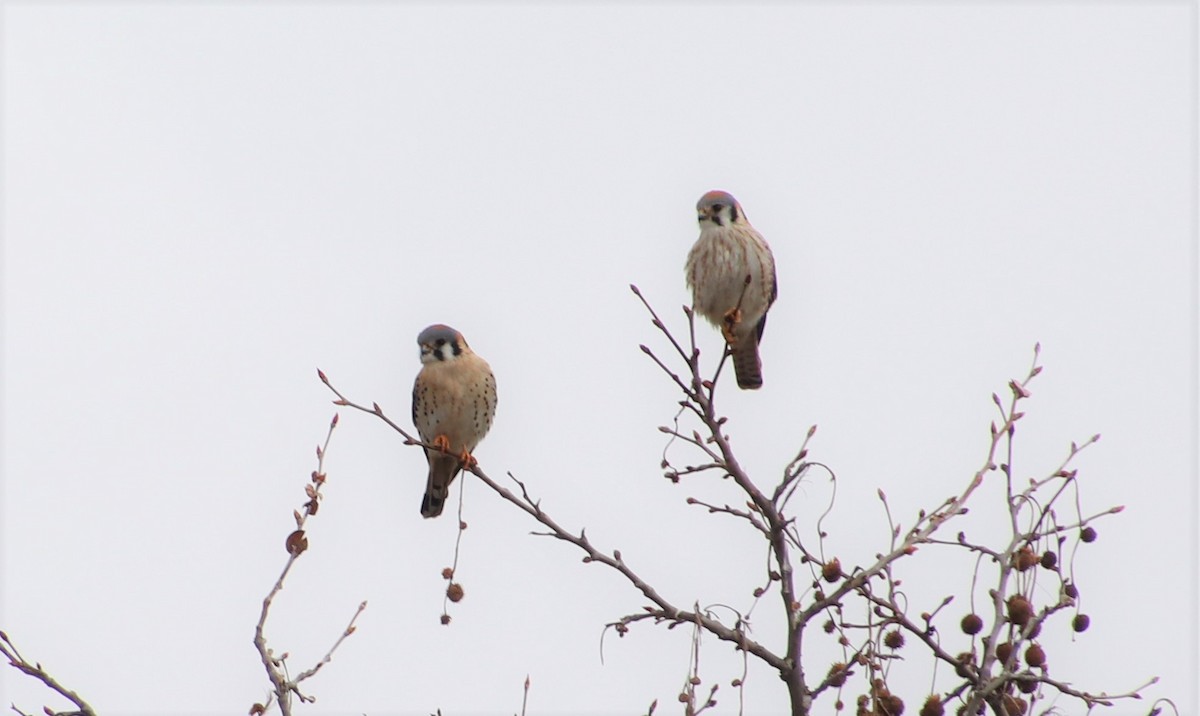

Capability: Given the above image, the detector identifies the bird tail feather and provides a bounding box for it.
[731,334,763,390]
[421,455,461,518]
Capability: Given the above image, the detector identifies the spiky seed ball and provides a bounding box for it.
[440,613,451,625]
[1072,614,1091,632]
[827,662,848,687]
[880,694,905,715]
[1080,527,1097,543]
[824,619,836,634]
[678,692,689,703]
[822,558,843,583]
[446,582,465,602]
[1040,551,1057,569]
[1024,643,1046,668]
[996,641,1014,665]
[884,630,905,649]
[961,613,984,635]
[1006,595,1033,627]
[954,652,974,678]
[920,695,945,716]
[1013,547,1038,572]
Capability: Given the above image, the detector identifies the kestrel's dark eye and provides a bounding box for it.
[712,204,723,212]
[436,339,446,347]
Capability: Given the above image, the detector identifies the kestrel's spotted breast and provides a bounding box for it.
[686,190,778,390]
[411,324,497,518]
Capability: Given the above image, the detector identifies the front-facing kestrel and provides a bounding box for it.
[685,190,778,390]
[411,324,497,518]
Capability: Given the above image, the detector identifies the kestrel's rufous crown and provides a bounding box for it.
[698,190,738,209]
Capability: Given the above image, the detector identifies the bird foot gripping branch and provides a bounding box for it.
[721,306,743,344]
[459,448,477,468]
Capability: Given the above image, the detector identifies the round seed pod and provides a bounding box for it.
[1072,614,1091,632]
[1024,643,1046,668]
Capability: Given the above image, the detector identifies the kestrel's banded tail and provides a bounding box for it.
[685,190,778,390]
[411,324,497,518]
[730,330,765,390]
[421,453,460,518]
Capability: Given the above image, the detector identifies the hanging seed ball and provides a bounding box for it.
[880,693,904,715]
[1002,694,1028,715]
[996,641,1015,665]
[884,629,905,649]
[824,619,836,634]
[1016,674,1038,694]
[1013,547,1038,572]
[954,652,975,678]
[961,613,984,635]
[1024,643,1046,668]
[439,613,451,625]
[1039,551,1057,569]
[827,662,848,687]
[1072,614,1091,632]
[1080,527,1097,543]
[920,695,945,716]
[1006,595,1033,627]
[446,582,465,602]
[822,558,844,583]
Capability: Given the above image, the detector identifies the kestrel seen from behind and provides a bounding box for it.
[685,190,778,390]
[411,324,497,518]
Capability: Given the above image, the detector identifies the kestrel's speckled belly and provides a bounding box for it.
[413,359,497,453]
[686,233,774,337]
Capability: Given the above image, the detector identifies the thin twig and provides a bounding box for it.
[0,631,96,716]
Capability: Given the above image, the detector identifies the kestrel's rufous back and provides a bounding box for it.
[410,324,497,518]
[685,190,778,390]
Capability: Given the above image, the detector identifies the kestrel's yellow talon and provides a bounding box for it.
[459,449,477,468]
[431,434,452,453]
[721,307,743,344]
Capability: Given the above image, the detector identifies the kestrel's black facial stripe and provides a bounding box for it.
[431,338,464,361]
[730,204,739,222]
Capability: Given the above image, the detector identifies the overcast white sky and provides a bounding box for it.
[2,3,1195,715]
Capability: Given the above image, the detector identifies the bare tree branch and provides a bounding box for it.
[0,631,96,716]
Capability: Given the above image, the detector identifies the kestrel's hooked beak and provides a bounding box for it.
[697,206,714,224]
